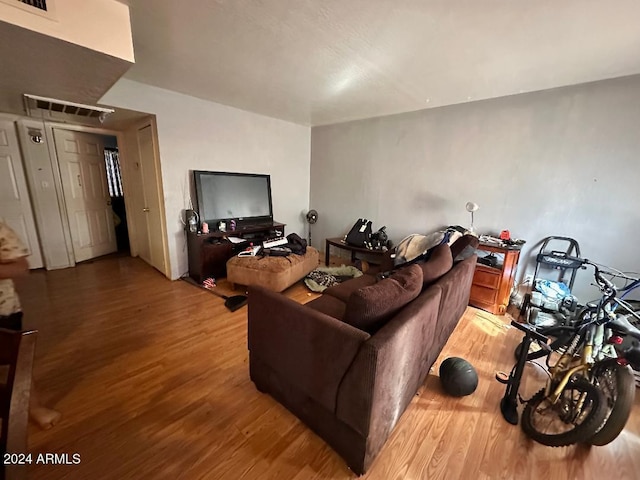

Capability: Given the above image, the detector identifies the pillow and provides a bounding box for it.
[450,234,479,261]
[343,264,423,333]
[420,243,453,286]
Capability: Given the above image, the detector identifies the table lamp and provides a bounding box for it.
[465,201,479,233]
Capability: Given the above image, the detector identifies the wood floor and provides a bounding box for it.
[16,256,640,480]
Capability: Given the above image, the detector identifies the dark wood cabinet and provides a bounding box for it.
[187,222,285,283]
[469,242,521,315]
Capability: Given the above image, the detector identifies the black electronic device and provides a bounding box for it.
[193,170,273,230]
[478,253,498,268]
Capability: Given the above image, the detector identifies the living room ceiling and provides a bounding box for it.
[121,0,640,126]
[0,20,132,116]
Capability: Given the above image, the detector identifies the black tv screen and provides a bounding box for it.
[193,170,273,227]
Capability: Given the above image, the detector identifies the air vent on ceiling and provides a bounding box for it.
[23,94,115,123]
[0,0,56,18]
[20,0,47,11]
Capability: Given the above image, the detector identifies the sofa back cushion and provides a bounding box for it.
[419,243,453,287]
[450,234,479,262]
[434,254,477,349]
[343,264,423,333]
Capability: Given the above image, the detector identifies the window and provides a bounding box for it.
[104,148,123,197]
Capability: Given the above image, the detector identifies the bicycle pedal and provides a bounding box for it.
[495,371,510,384]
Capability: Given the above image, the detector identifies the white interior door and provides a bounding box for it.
[0,119,43,268]
[53,129,116,263]
[136,124,166,273]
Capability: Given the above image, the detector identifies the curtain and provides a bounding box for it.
[104,148,123,197]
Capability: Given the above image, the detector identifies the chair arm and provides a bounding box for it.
[248,286,370,412]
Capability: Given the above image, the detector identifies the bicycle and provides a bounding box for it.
[499,260,640,446]
[515,261,640,365]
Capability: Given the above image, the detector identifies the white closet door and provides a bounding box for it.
[136,124,166,274]
[0,119,43,268]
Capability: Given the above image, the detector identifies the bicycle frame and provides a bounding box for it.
[610,276,640,321]
[543,262,623,404]
[546,324,594,403]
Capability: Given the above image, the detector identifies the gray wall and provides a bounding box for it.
[310,75,640,300]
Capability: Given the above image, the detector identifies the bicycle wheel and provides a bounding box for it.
[521,377,607,446]
[589,361,636,446]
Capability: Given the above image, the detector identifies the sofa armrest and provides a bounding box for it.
[335,286,442,463]
[247,285,370,412]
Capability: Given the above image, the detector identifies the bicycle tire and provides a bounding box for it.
[589,361,636,446]
[521,378,607,447]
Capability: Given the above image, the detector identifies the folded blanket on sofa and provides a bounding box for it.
[304,265,363,292]
[393,226,468,267]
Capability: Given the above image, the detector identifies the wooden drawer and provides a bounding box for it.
[470,284,497,306]
[472,267,501,289]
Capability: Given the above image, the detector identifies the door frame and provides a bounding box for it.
[42,119,170,278]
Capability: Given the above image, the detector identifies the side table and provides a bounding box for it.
[324,237,386,266]
[469,241,521,315]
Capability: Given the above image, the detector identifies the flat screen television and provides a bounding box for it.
[193,170,273,229]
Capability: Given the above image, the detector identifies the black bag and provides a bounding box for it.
[345,219,373,248]
[286,233,307,255]
[370,226,389,250]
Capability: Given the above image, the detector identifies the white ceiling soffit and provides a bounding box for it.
[0,20,132,116]
[123,0,640,126]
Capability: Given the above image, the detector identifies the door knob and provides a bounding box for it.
[143,207,150,212]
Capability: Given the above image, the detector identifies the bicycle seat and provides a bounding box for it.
[610,315,640,340]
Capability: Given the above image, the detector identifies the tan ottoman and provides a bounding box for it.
[226,247,319,292]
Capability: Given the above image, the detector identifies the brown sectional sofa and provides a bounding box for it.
[247,235,478,475]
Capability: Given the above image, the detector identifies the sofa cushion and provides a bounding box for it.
[323,274,377,303]
[450,234,479,262]
[305,295,347,320]
[343,264,423,333]
[419,243,453,287]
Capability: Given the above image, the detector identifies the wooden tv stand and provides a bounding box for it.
[187,222,285,283]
